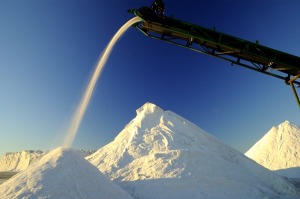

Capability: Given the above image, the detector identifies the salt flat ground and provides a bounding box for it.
[0,172,18,185]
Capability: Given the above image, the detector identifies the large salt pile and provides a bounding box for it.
[246,121,300,178]
[0,147,133,199]
[87,103,300,199]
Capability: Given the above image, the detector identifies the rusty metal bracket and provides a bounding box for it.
[288,74,300,108]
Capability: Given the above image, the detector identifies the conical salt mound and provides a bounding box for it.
[0,147,133,199]
[87,102,300,199]
[245,121,300,178]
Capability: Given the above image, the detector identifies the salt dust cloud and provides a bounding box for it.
[63,17,141,147]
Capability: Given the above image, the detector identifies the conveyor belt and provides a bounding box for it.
[129,6,300,107]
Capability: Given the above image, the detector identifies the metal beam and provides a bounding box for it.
[288,74,300,107]
[129,6,300,107]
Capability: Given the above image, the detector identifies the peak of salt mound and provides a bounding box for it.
[136,102,163,115]
[278,120,299,130]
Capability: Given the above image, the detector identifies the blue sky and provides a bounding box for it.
[1,0,299,157]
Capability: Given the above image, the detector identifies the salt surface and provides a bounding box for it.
[245,121,300,178]
[0,147,133,199]
[0,150,44,171]
[0,149,96,172]
[87,102,300,199]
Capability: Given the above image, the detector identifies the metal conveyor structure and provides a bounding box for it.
[128,2,300,107]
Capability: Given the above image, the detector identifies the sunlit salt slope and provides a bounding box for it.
[245,121,300,178]
[0,147,133,199]
[87,102,299,199]
[0,150,44,171]
[0,149,96,172]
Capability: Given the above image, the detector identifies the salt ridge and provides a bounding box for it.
[0,149,96,172]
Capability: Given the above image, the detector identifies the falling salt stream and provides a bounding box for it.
[63,17,141,147]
